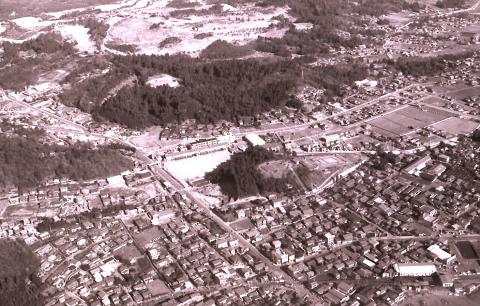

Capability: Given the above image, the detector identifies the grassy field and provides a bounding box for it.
[0,0,120,18]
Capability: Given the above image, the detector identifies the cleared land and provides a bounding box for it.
[257,160,292,179]
[258,154,361,191]
[165,149,231,180]
[368,105,454,137]
[105,1,290,56]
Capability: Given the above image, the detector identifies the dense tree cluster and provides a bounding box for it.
[61,53,369,128]
[61,68,129,113]
[436,0,466,8]
[105,43,137,53]
[194,32,213,39]
[166,0,200,8]
[169,4,222,18]
[2,32,74,62]
[253,37,292,57]
[386,52,474,76]
[473,129,480,142]
[0,32,76,90]
[253,0,422,55]
[62,54,301,128]
[0,127,133,189]
[158,36,182,48]
[0,239,43,306]
[206,147,301,199]
[200,40,253,59]
[80,18,109,47]
[0,60,38,91]
[306,62,369,97]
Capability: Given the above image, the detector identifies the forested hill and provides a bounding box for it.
[61,54,369,129]
[62,55,303,129]
[0,123,133,189]
[0,239,43,306]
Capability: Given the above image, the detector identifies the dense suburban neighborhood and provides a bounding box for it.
[2,0,480,306]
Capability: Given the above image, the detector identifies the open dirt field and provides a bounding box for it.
[257,160,292,179]
[165,149,231,180]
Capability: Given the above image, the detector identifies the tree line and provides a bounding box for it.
[436,0,466,8]
[385,52,475,76]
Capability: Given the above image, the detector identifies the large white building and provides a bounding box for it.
[428,244,455,262]
[394,263,437,277]
[244,133,265,146]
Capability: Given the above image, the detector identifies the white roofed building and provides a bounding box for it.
[394,263,437,276]
[107,175,126,188]
[244,133,265,146]
[428,244,455,262]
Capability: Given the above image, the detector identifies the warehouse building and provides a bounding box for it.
[394,263,437,276]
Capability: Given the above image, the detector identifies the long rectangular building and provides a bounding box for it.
[394,263,437,276]
[403,155,431,175]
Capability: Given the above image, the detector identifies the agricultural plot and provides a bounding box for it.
[446,86,480,100]
[368,105,454,137]
[421,96,449,108]
[432,117,479,135]
[369,117,412,136]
